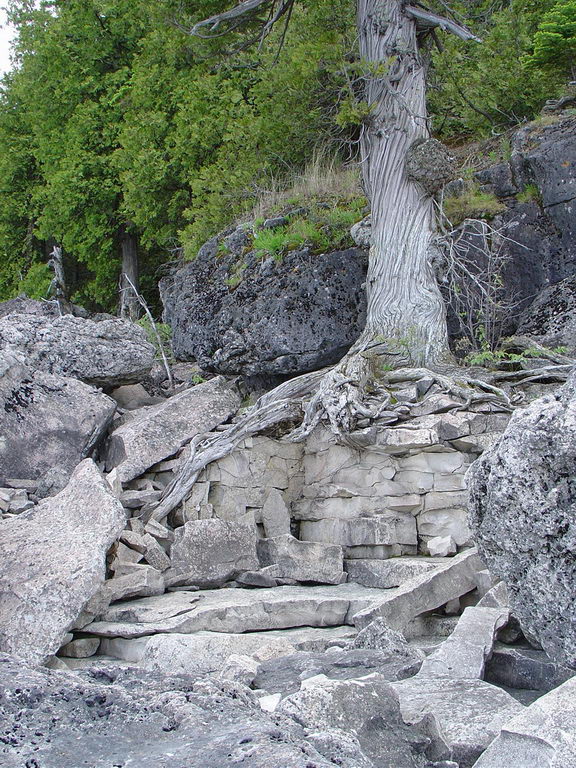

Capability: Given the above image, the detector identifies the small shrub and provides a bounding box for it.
[225,261,247,289]
[251,206,356,261]
[516,183,541,204]
[252,227,295,260]
[137,317,174,362]
[443,185,506,226]
[464,340,567,368]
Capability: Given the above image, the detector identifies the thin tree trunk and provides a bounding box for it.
[358,0,450,365]
[119,227,140,321]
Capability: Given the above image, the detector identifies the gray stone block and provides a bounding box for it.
[105,376,241,482]
[166,519,259,587]
[257,534,343,585]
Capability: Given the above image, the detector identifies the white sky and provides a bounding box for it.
[0,8,15,76]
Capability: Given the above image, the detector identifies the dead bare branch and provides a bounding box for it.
[189,0,271,36]
[405,6,481,42]
[121,274,174,391]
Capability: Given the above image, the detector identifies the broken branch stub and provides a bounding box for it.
[189,0,274,35]
[404,5,481,42]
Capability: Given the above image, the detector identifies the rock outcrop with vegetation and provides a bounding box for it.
[1,1,576,766]
[161,206,368,378]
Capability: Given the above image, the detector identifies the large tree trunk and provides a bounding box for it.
[119,227,140,321]
[357,0,450,366]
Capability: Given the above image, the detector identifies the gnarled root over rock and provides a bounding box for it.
[144,348,553,524]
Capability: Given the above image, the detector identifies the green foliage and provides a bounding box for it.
[443,185,506,226]
[120,0,356,260]
[0,0,152,308]
[516,183,542,203]
[465,340,567,367]
[527,0,576,78]
[225,261,247,288]
[137,316,173,361]
[0,0,568,311]
[252,226,300,261]
[251,200,363,261]
[430,0,561,138]
[335,97,373,129]
[18,262,52,299]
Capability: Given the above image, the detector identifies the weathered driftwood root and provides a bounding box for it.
[490,364,573,386]
[144,398,303,523]
[383,366,513,411]
[287,352,401,443]
[143,350,530,524]
[144,367,329,523]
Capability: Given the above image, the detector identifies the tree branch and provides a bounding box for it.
[405,6,481,42]
[188,0,272,36]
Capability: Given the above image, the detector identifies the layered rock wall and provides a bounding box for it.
[183,410,509,557]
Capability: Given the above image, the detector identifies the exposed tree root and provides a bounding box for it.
[140,343,570,525]
[143,368,328,523]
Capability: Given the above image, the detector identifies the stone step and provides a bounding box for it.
[99,626,357,674]
[353,548,483,631]
[344,555,447,589]
[83,584,388,639]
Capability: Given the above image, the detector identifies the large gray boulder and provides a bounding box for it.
[279,674,428,768]
[393,677,523,767]
[0,296,64,318]
[448,114,576,340]
[0,460,126,664]
[105,375,241,482]
[0,351,116,485]
[468,371,576,668]
[511,113,576,248]
[160,240,368,377]
[0,657,342,768]
[0,312,155,388]
[472,676,576,768]
[165,519,259,587]
[517,273,576,352]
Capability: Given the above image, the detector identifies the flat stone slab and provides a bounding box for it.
[253,647,419,697]
[345,557,444,589]
[101,627,356,671]
[105,376,241,482]
[418,606,508,680]
[353,549,483,631]
[472,676,576,767]
[84,584,389,638]
[393,677,524,767]
[257,534,344,585]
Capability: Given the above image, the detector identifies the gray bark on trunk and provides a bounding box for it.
[120,228,140,321]
[357,0,450,365]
